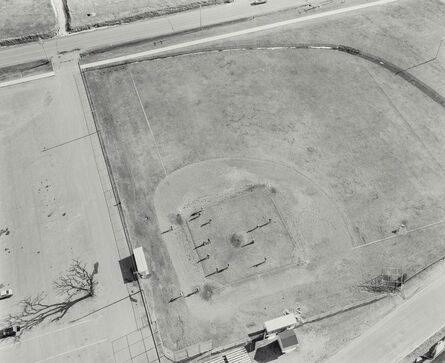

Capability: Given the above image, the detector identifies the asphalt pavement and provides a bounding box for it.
[327,277,445,363]
[0,0,308,68]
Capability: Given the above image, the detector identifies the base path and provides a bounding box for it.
[328,278,445,363]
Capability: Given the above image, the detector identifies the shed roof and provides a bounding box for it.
[133,246,148,274]
[264,314,297,333]
[278,329,298,349]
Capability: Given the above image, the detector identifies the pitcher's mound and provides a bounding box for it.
[231,231,248,248]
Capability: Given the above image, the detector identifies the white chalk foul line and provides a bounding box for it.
[81,0,397,70]
[0,71,55,88]
[352,219,445,250]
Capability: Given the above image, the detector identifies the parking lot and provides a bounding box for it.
[0,57,157,362]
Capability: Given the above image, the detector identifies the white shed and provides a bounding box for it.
[264,314,297,338]
[133,246,149,277]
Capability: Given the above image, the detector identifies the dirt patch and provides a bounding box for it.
[230,232,247,248]
[200,283,214,301]
[168,213,184,226]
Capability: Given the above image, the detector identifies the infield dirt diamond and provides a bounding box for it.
[154,158,349,307]
[185,186,299,284]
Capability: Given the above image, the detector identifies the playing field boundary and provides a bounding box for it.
[83,44,445,110]
[82,67,217,363]
[80,70,164,362]
[80,0,397,70]
[80,42,445,360]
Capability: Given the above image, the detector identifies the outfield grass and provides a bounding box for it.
[0,0,56,44]
[84,37,445,354]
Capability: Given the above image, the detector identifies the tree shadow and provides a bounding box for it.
[2,259,98,339]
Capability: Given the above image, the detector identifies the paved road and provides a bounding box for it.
[0,0,395,69]
[80,0,397,69]
[0,0,308,67]
[327,277,445,363]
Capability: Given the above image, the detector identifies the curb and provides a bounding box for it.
[79,0,398,70]
[0,71,55,88]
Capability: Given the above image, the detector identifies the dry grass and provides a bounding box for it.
[84,48,445,352]
[67,0,228,31]
[0,60,52,82]
[83,0,445,355]
[0,0,56,43]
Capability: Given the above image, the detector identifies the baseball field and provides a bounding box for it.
[83,50,445,354]
[81,0,445,356]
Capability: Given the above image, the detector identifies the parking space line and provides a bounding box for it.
[32,338,108,363]
[0,318,96,352]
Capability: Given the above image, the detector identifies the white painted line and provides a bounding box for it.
[20,318,96,344]
[0,71,55,88]
[129,71,167,176]
[352,219,445,250]
[32,338,108,363]
[81,0,397,70]
[0,318,96,352]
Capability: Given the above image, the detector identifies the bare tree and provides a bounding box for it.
[53,259,99,301]
[3,259,98,338]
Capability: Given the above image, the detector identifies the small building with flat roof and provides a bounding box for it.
[278,329,298,353]
[133,246,149,277]
[264,314,297,338]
